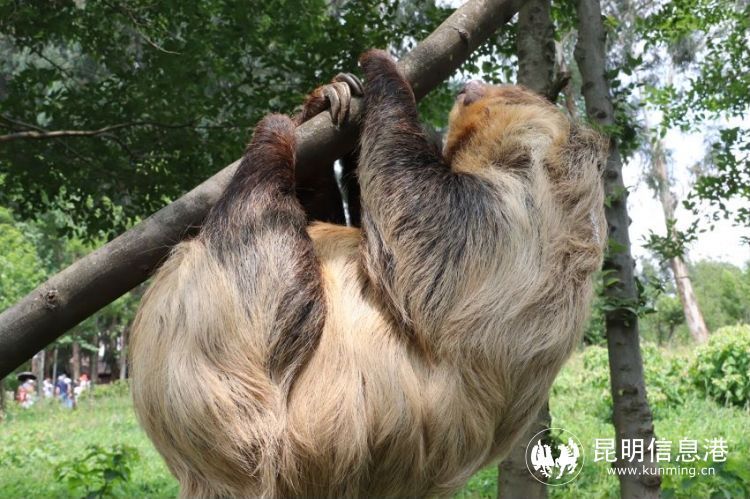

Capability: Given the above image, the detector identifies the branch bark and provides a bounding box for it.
[0,0,523,378]
[574,0,661,496]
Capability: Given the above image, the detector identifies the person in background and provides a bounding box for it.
[43,377,54,399]
[16,380,36,408]
[55,374,72,409]
[75,373,90,397]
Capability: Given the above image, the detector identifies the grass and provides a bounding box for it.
[0,386,178,497]
[1,349,749,497]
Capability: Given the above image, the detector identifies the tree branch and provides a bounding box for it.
[0,0,523,378]
[0,118,196,143]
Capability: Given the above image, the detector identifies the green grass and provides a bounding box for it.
[0,388,178,498]
[458,351,750,498]
[2,350,749,498]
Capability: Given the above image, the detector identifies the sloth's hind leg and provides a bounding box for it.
[202,114,325,389]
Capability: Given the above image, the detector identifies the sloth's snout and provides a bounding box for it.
[458,80,485,105]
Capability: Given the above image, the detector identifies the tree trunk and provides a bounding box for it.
[574,0,661,496]
[0,0,524,380]
[91,349,99,385]
[516,0,555,98]
[52,346,58,381]
[119,326,129,381]
[31,350,40,393]
[71,341,81,382]
[499,1,555,497]
[498,405,549,498]
[35,349,45,397]
[670,258,708,342]
[651,142,709,344]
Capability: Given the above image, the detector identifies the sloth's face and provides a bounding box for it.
[443,82,557,162]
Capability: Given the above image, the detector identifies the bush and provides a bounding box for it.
[581,343,687,420]
[78,379,130,401]
[690,324,750,409]
[54,444,139,498]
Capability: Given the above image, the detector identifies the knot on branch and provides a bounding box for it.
[44,289,59,310]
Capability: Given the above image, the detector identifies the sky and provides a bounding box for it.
[625,124,750,269]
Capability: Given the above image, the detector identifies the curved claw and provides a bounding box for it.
[334,73,364,97]
[297,72,365,127]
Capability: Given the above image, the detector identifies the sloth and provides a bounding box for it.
[130,49,607,497]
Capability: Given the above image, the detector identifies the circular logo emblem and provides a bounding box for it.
[524,427,584,486]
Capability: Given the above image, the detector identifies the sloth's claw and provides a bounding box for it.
[325,73,362,127]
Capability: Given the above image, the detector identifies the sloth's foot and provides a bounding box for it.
[297,73,364,127]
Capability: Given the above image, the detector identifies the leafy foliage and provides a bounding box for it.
[54,443,140,498]
[690,324,750,408]
[0,0,450,237]
[0,206,45,310]
[582,344,689,419]
[639,0,750,233]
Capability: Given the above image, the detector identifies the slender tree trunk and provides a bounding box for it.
[71,341,81,382]
[91,349,99,385]
[499,3,555,497]
[555,39,578,120]
[119,326,129,381]
[52,346,58,381]
[671,258,708,341]
[651,144,709,344]
[35,349,45,397]
[498,405,549,498]
[574,0,661,496]
[31,350,39,383]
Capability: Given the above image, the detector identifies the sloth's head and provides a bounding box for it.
[443,81,569,165]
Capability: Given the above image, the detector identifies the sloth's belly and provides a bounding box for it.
[278,223,500,495]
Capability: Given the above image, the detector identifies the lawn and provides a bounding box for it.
[1,348,748,498]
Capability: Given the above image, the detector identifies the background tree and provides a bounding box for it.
[575,0,660,495]
[498,1,560,496]
[645,134,709,343]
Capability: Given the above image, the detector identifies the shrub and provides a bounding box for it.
[54,443,139,498]
[690,324,750,409]
[78,379,130,401]
[581,343,687,420]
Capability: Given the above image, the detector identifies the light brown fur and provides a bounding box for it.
[130,51,607,498]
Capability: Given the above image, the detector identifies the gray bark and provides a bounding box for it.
[119,327,129,381]
[651,143,709,344]
[574,0,661,496]
[52,347,58,381]
[0,0,524,379]
[516,0,556,98]
[35,349,45,397]
[498,405,549,498]
[91,350,99,384]
[71,341,81,382]
[498,1,555,497]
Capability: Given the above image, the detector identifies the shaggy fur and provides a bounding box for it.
[130,49,607,497]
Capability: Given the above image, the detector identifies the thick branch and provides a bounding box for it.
[0,0,523,378]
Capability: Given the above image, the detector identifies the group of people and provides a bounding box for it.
[15,373,90,409]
